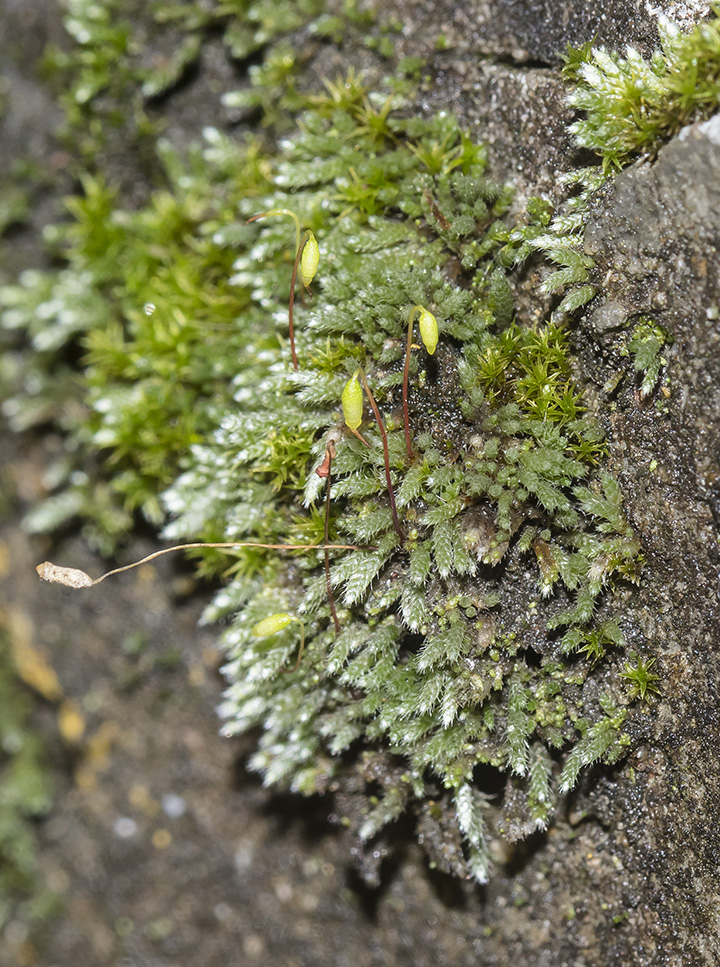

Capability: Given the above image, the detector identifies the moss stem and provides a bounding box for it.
[247,209,309,370]
[287,239,305,369]
[286,618,306,673]
[402,305,422,462]
[321,441,341,633]
[245,208,301,253]
[357,368,404,541]
[37,541,367,589]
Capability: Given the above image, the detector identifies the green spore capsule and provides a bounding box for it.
[301,231,319,288]
[342,372,364,430]
[418,306,438,355]
[252,613,295,637]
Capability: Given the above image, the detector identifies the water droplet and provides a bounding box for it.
[143,302,156,316]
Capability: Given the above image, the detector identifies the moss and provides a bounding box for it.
[42,0,364,177]
[625,316,670,398]
[6,0,716,883]
[563,5,720,169]
[620,653,661,702]
[508,8,720,333]
[4,94,638,877]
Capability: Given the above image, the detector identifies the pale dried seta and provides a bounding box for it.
[36,561,94,588]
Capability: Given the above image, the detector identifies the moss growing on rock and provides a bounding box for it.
[564,6,720,169]
[1,92,641,880]
[6,1,720,883]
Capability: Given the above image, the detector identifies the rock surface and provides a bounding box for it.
[580,115,720,966]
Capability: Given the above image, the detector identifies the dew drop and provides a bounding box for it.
[143,302,156,316]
